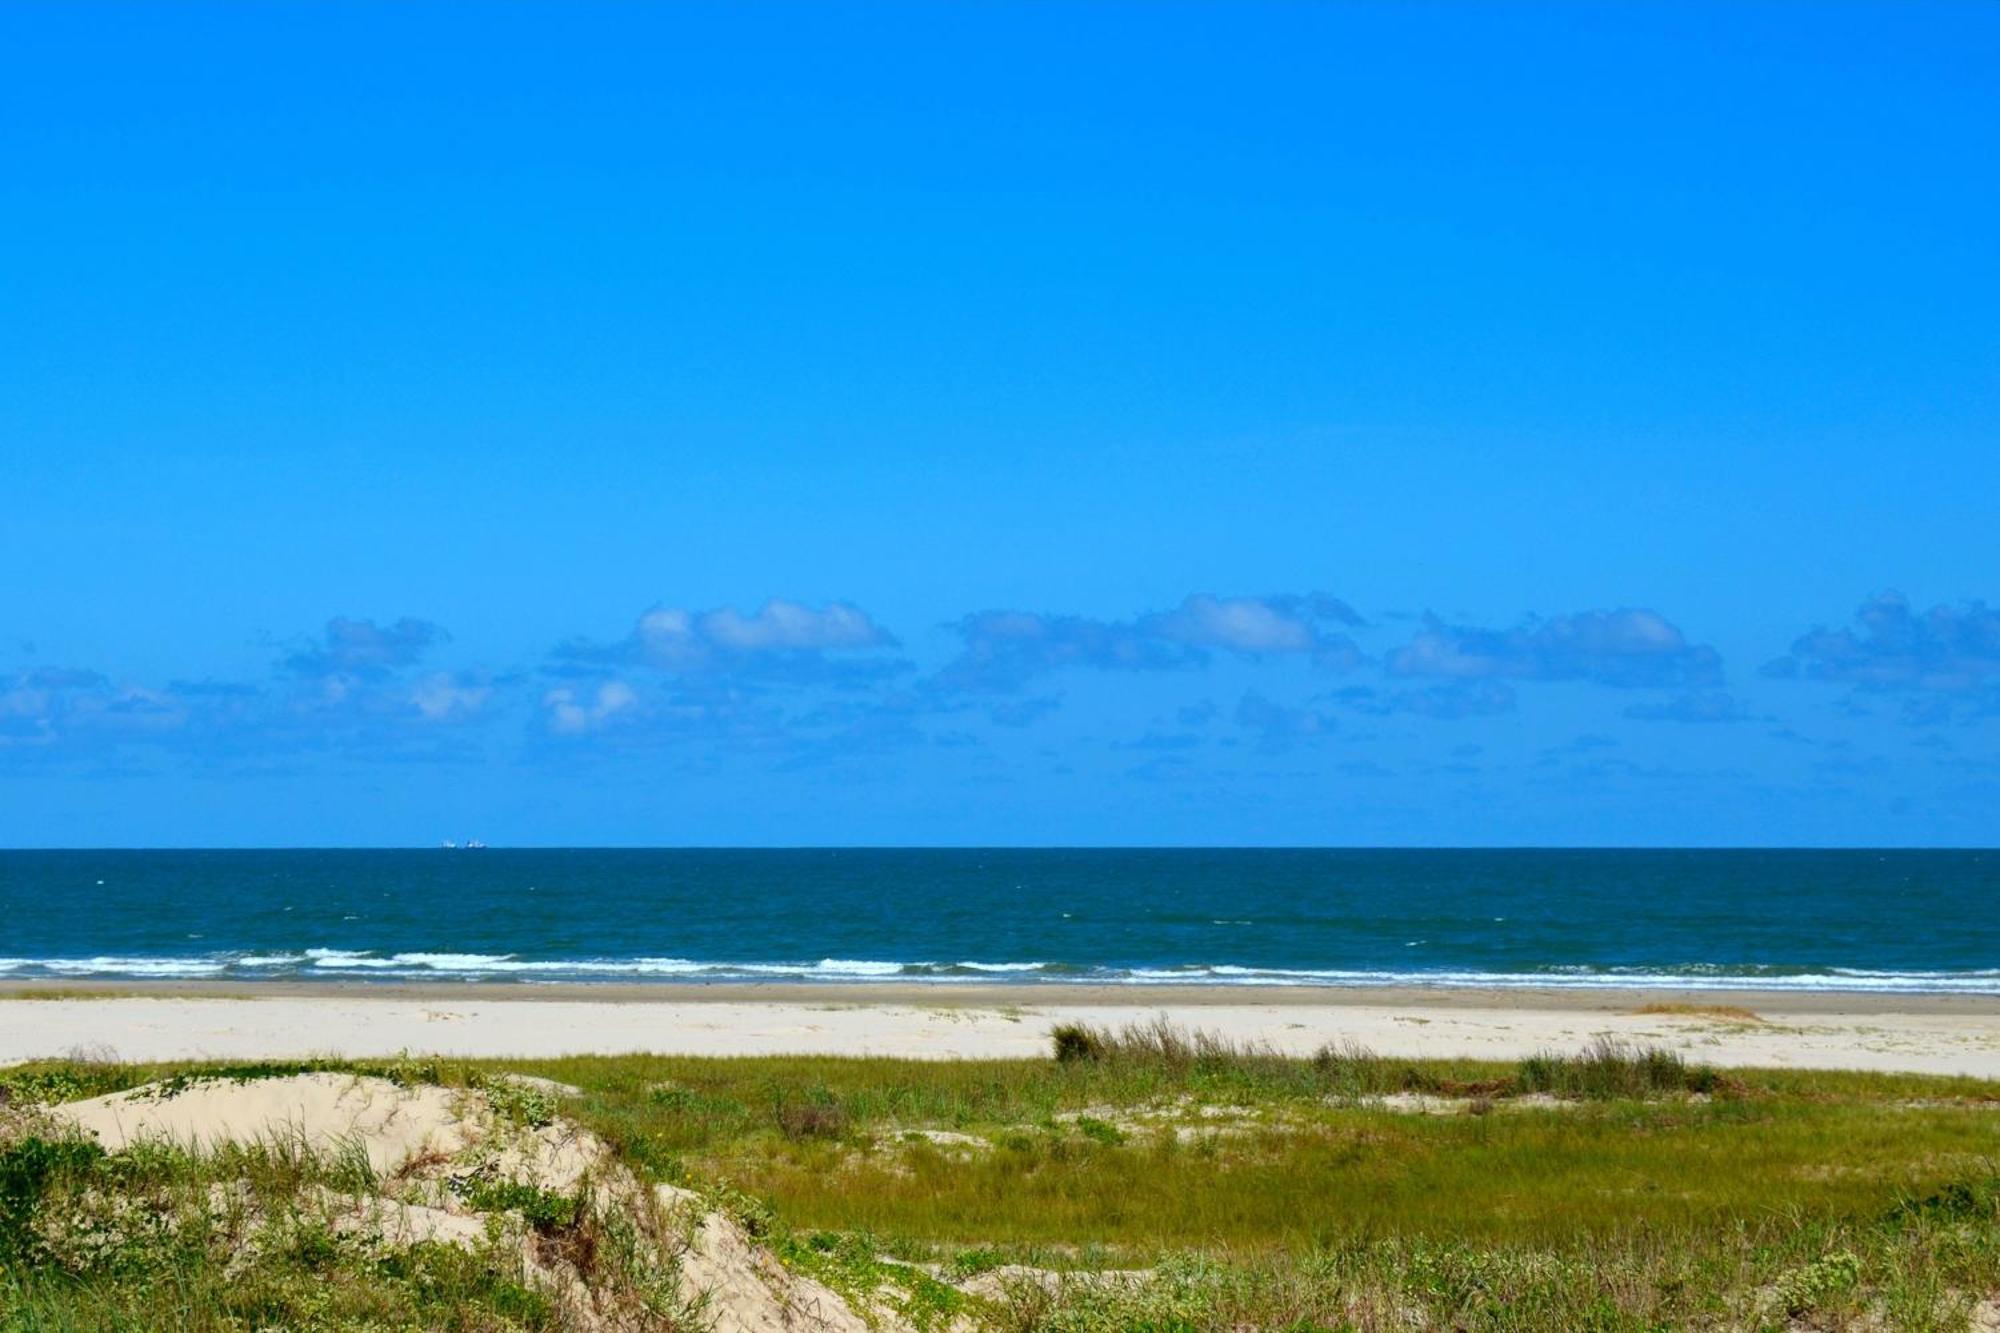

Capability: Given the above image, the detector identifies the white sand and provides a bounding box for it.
[5,991,1999,1077]
[50,1071,474,1174]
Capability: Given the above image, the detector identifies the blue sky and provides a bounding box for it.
[2,2,1995,846]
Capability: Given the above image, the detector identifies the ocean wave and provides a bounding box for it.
[388,952,520,970]
[0,951,1996,993]
[1828,966,2000,979]
[306,948,403,970]
[811,959,912,977]
[39,957,229,978]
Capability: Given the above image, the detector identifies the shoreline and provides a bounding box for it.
[3,981,1998,1075]
[3,977,1999,1016]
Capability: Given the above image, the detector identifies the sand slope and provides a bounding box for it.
[51,1072,473,1174]
[35,1072,927,1331]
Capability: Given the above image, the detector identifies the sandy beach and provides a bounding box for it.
[5,982,1998,1077]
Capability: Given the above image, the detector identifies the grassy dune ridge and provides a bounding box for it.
[2,1021,1999,1330]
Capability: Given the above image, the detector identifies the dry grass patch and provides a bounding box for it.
[1633,1002,1767,1023]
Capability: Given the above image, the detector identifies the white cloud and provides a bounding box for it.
[699,600,888,653]
[560,598,901,684]
[412,673,492,723]
[545,680,639,735]
[938,592,1363,693]
[1388,609,1722,689]
[1149,594,1330,654]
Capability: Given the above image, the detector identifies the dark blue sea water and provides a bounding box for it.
[0,849,1994,992]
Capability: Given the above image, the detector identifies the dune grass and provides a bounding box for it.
[0,1132,568,1332]
[1632,1002,1768,1023]
[526,1029,2000,1327]
[4,1027,2000,1329]
[547,1043,1994,1249]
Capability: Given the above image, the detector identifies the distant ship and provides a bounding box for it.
[438,839,488,849]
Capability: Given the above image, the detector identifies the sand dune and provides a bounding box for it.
[37,1072,900,1331]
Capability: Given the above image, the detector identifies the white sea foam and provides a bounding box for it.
[388,952,519,969]
[810,959,909,976]
[41,957,228,978]
[1096,965,2000,993]
[1829,967,2000,979]
[305,949,402,969]
[2,951,1997,993]
[405,957,710,976]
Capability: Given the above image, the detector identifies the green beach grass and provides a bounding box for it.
[3,1023,1998,1330]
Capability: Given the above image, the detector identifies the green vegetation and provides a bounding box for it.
[3,1023,1999,1330]
[475,1076,563,1131]
[0,1130,567,1330]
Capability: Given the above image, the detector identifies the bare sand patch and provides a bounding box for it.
[49,1072,473,1175]
[954,1264,1154,1303]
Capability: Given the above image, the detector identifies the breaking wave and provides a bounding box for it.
[1,952,1996,993]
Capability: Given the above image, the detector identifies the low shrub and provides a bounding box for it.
[449,1173,583,1233]
[1051,1024,1107,1064]
[479,1077,560,1129]
[0,1060,132,1107]
[1776,1250,1862,1317]
[1072,1116,1126,1146]
[0,1136,106,1262]
[1518,1037,1714,1100]
[776,1096,850,1141]
[1050,1016,1283,1076]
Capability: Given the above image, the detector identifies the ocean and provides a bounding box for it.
[0,848,1992,993]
